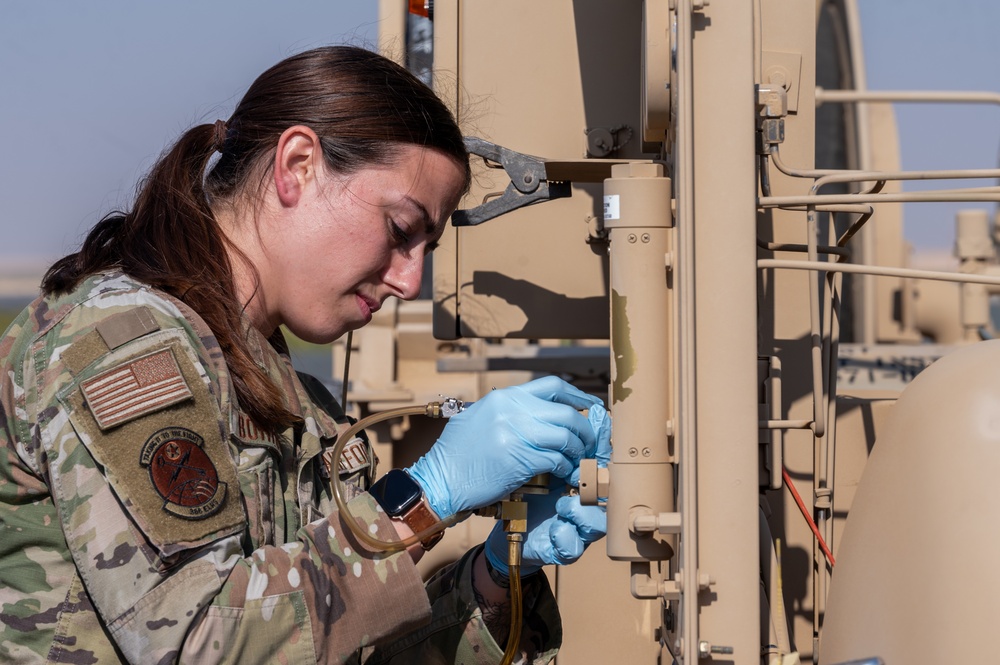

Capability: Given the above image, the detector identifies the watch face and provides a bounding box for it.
[370,469,422,516]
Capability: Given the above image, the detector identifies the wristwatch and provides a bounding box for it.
[369,469,444,550]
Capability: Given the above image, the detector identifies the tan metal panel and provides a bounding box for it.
[689,2,763,661]
[439,0,655,340]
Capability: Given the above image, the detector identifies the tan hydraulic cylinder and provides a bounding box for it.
[600,162,675,562]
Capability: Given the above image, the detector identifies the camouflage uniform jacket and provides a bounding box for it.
[0,272,561,664]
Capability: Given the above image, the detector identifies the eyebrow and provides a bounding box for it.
[403,195,439,236]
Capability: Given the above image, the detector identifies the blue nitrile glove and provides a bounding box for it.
[569,400,612,488]
[484,485,608,577]
[485,404,612,577]
[407,376,602,520]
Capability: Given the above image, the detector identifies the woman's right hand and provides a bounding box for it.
[407,376,603,520]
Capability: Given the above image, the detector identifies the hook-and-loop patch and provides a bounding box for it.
[60,329,244,550]
[81,349,193,430]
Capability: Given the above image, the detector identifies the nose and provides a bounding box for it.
[384,250,424,301]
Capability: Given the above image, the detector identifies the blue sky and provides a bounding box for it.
[2,1,999,265]
[0,1,377,265]
[858,0,1000,254]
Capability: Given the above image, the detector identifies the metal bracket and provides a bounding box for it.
[756,85,788,152]
[757,84,789,118]
[452,137,572,226]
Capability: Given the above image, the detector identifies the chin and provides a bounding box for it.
[284,321,352,345]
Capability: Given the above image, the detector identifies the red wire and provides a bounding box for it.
[782,467,836,568]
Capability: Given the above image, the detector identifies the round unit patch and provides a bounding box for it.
[140,427,228,519]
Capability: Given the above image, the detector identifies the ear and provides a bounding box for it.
[273,125,323,208]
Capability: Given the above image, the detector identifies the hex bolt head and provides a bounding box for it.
[628,234,637,243]
[628,447,639,457]
[641,233,651,243]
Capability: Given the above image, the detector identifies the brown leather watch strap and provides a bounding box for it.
[399,498,444,550]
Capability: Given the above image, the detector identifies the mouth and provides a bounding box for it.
[356,294,380,320]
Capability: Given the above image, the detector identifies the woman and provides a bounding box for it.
[0,46,608,664]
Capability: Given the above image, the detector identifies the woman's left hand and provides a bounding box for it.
[484,404,611,576]
[490,493,608,577]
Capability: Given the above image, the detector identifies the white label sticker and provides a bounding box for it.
[603,195,620,221]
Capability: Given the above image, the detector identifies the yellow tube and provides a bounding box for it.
[500,535,523,665]
[328,403,469,552]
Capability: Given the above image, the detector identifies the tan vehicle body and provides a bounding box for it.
[343,1,1000,662]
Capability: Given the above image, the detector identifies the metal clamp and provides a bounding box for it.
[452,137,572,226]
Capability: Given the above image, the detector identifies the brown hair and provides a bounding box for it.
[42,46,470,431]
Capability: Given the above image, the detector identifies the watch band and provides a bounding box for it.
[397,496,445,551]
[369,468,444,551]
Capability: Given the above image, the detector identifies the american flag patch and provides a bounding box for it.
[81,348,193,430]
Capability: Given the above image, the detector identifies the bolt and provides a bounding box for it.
[628,447,639,457]
[700,641,734,656]
[628,234,637,243]
[766,66,789,90]
[641,233,651,243]
[642,447,651,457]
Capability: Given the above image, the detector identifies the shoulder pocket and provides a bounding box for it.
[58,329,245,554]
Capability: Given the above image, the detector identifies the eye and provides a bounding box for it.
[389,220,411,245]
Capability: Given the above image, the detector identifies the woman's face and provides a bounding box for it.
[254,143,467,343]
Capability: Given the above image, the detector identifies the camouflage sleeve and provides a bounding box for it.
[179,492,432,664]
[2,279,431,664]
[365,545,562,665]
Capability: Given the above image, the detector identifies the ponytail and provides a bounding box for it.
[42,124,298,432]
